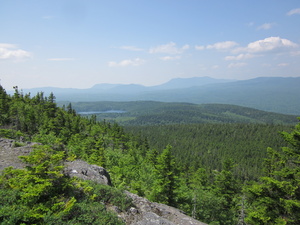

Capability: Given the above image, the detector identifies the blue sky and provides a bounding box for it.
[1,0,300,90]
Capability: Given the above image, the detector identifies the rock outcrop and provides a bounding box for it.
[0,138,36,170]
[0,138,207,225]
[0,138,112,186]
[64,160,112,186]
[121,191,207,225]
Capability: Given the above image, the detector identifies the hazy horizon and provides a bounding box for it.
[3,75,300,92]
[1,1,300,90]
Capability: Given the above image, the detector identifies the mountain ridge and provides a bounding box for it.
[7,76,300,115]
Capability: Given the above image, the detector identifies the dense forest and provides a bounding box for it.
[125,124,293,181]
[1,85,300,224]
[67,101,298,126]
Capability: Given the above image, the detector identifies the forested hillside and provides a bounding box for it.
[1,85,300,224]
[125,124,293,180]
[67,101,298,126]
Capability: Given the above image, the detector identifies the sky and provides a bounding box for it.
[0,0,300,90]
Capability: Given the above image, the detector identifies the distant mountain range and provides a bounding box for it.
[10,76,300,115]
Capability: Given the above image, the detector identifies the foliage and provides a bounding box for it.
[0,144,130,224]
[69,101,298,126]
[126,123,292,180]
[245,120,300,224]
[149,145,177,206]
[1,84,300,224]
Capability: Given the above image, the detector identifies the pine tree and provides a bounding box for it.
[150,145,177,206]
[246,120,300,224]
[0,84,10,126]
[212,158,239,224]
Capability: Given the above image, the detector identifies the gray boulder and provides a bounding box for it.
[64,160,111,186]
[120,191,207,225]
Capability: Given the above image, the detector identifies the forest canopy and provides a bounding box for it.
[1,85,300,224]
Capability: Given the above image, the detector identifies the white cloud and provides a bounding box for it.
[225,53,257,61]
[48,58,75,61]
[257,23,275,30]
[207,41,238,50]
[195,41,238,51]
[287,8,300,16]
[120,46,143,51]
[160,56,181,61]
[149,42,189,54]
[228,62,247,68]
[233,37,298,54]
[277,63,289,67]
[0,43,31,60]
[108,58,145,67]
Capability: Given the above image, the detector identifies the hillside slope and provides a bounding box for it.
[0,138,206,225]
[68,101,299,126]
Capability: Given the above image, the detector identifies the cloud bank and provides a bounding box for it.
[225,37,299,61]
[234,37,298,53]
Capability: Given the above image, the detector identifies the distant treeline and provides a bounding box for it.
[67,101,299,126]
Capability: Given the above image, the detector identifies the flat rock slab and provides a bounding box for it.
[0,138,35,170]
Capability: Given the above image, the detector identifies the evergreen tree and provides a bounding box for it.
[0,84,10,126]
[202,158,240,225]
[246,120,300,224]
[150,145,177,206]
[214,159,239,211]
